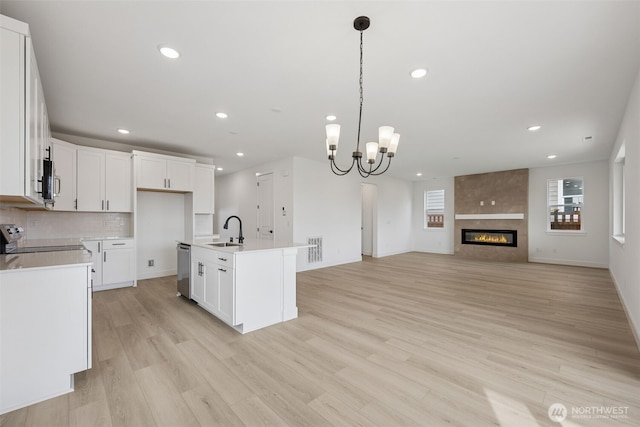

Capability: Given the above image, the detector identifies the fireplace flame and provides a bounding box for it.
[473,234,508,244]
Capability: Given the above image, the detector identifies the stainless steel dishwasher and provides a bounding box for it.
[176,243,191,298]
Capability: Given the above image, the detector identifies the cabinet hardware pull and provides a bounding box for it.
[98,242,101,252]
[104,252,106,262]
[112,243,125,246]
[107,200,110,210]
[101,200,104,210]
[168,178,171,188]
[54,177,61,197]
[218,268,226,272]
[218,258,227,262]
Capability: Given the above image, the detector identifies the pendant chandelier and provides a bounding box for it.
[325,16,400,177]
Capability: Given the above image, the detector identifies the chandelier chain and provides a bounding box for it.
[357,30,364,151]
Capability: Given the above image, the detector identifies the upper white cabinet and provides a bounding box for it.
[133,151,195,192]
[0,15,50,206]
[77,146,132,212]
[194,164,215,214]
[51,138,76,211]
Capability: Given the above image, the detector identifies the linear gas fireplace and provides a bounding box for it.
[461,229,517,247]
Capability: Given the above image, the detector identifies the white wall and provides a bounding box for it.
[215,157,294,243]
[293,157,362,271]
[412,177,455,254]
[367,174,413,258]
[528,160,609,268]
[609,67,640,345]
[136,191,185,279]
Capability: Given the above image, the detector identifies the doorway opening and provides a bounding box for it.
[361,183,377,256]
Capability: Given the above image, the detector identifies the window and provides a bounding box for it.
[613,143,625,242]
[547,178,583,231]
[425,189,445,229]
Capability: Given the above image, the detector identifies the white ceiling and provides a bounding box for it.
[2,1,639,180]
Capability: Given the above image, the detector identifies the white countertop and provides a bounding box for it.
[0,250,93,272]
[181,238,313,254]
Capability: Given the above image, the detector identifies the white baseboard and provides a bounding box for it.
[528,256,608,269]
[374,248,412,258]
[137,269,176,280]
[297,256,363,272]
[609,270,640,354]
[413,249,455,255]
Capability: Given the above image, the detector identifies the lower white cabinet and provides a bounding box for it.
[191,246,235,325]
[0,262,91,414]
[83,238,135,291]
[188,244,300,334]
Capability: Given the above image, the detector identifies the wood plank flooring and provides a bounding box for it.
[2,252,639,426]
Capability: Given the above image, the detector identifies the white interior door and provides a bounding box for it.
[361,183,376,256]
[257,173,274,240]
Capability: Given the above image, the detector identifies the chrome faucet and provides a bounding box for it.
[223,215,244,244]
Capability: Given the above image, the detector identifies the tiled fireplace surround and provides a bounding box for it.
[455,169,529,262]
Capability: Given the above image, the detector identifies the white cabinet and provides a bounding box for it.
[77,147,132,212]
[216,257,234,325]
[190,246,235,325]
[51,138,76,211]
[103,240,135,286]
[133,151,195,192]
[0,15,50,206]
[194,164,215,214]
[83,239,135,291]
[0,262,91,414]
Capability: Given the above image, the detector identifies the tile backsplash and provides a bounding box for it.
[0,207,131,240]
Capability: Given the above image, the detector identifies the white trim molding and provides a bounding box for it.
[455,213,525,220]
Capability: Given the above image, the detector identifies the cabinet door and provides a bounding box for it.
[201,258,219,313]
[216,264,234,325]
[82,240,102,289]
[76,149,105,211]
[191,258,204,304]
[194,164,215,214]
[136,156,166,190]
[105,153,132,212]
[52,139,76,211]
[102,247,134,285]
[0,27,24,196]
[26,40,42,201]
[166,160,193,192]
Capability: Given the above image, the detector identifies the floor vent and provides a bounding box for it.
[307,237,323,263]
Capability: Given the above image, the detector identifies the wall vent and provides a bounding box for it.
[307,237,323,263]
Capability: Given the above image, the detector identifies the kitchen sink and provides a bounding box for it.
[206,242,242,247]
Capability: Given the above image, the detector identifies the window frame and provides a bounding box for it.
[613,143,625,244]
[424,189,445,230]
[546,177,584,233]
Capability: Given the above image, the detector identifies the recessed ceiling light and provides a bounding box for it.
[158,45,180,59]
[326,115,337,121]
[410,68,428,79]
[236,152,244,157]
[117,128,130,134]
[216,167,223,171]
[416,172,423,176]
[547,154,557,159]
[216,112,228,119]
[528,125,541,131]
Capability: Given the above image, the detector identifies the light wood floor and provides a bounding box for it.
[2,252,640,426]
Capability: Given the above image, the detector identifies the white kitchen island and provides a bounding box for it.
[0,250,92,415]
[183,239,309,334]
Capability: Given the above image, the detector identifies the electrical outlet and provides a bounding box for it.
[148,259,154,267]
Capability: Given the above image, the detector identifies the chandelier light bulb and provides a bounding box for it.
[378,126,394,151]
[326,124,341,149]
[366,142,379,163]
[388,133,400,155]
